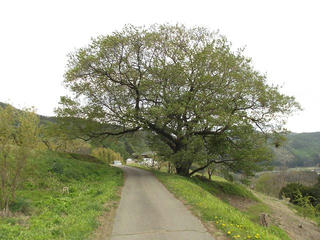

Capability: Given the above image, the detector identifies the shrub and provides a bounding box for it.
[9,197,32,215]
[49,160,64,174]
[280,183,320,207]
[279,183,306,203]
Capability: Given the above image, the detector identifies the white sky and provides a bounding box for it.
[0,0,319,133]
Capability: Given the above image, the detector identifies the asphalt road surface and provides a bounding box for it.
[110,166,214,240]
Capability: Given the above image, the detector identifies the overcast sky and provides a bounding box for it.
[0,0,319,133]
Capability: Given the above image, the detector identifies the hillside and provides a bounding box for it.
[0,151,123,240]
[0,101,56,125]
[273,132,320,167]
[0,102,150,159]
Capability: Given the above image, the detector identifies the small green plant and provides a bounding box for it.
[240,178,251,186]
[294,190,318,218]
[50,160,64,174]
[280,182,320,207]
[279,183,305,203]
[9,197,32,215]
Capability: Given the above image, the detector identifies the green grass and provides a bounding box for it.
[191,175,259,201]
[244,203,271,223]
[152,171,289,240]
[0,151,123,240]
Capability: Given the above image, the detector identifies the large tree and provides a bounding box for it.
[57,24,300,176]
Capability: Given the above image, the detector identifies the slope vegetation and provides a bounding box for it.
[0,151,123,240]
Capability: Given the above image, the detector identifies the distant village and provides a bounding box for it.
[126,151,157,166]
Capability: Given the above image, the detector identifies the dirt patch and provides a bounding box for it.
[91,171,125,240]
[255,192,320,240]
[91,200,119,240]
[220,194,256,211]
[203,221,229,240]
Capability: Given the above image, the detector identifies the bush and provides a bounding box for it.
[280,183,320,207]
[307,187,320,206]
[279,183,306,203]
[240,177,251,186]
[49,160,64,174]
[9,197,32,215]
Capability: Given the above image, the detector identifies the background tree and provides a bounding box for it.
[0,106,40,216]
[91,147,123,164]
[57,24,300,176]
[41,121,92,154]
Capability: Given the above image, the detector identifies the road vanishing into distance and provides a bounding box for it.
[110,166,214,240]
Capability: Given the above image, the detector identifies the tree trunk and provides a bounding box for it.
[1,197,10,217]
[208,168,213,180]
[175,161,192,177]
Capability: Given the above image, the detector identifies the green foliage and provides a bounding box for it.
[9,197,32,215]
[55,116,150,161]
[91,147,123,164]
[41,120,92,154]
[279,183,305,202]
[191,175,258,201]
[280,182,320,207]
[58,24,300,176]
[0,105,41,215]
[283,186,320,226]
[0,151,123,240]
[293,190,319,218]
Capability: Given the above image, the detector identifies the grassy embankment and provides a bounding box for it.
[0,151,123,240]
[147,167,289,240]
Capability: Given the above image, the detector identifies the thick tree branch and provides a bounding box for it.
[80,126,141,141]
[189,157,236,176]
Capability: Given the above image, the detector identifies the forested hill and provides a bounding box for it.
[0,101,150,158]
[0,101,56,125]
[273,132,320,167]
[2,102,319,167]
[0,102,8,108]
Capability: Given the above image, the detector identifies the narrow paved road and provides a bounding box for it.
[111,166,214,240]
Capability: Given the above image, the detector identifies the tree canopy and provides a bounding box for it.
[58,24,300,176]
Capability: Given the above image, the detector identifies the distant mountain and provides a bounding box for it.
[0,102,9,108]
[273,132,320,168]
[0,101,56,125]
[0,101,149,158]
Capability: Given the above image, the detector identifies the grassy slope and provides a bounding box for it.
[152,170,289,240]
[0,151,123,240]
